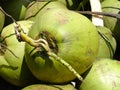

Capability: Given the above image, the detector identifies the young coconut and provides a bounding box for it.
[101,0,120,45]
[17,7,99,83]
[79,58,120,90]
[0,20,39,87]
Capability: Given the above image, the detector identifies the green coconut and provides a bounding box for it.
[0,20,39,87]
[101,0,120,44]
[79,58,120,90]
[25,8,99,83]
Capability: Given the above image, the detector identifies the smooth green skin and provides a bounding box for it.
[97,26,116,59]
[0,21,39,87]
[101,0,120,44]
[25,1,68,21]
[25,8,99,83]
[1,0,26,25]
[21,84,76,90]
[0,7,5,32]
[79,59,120,90]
